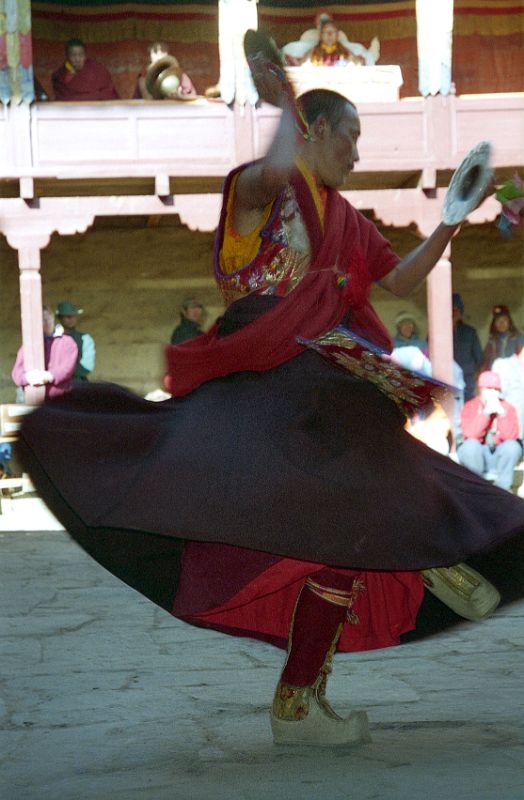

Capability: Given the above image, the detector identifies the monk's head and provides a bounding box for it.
[299,89,360,189]
[66,38,87,72]
[320,21,339,48]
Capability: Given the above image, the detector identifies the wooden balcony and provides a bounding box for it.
[0,92,522,404]
[1,93,522,195]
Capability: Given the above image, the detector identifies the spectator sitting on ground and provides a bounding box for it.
[134,42,197,100]
[457,370,522,492]
[170,298,204,345]
[452,292,483,401]
[481,304,524,371]
[56,301,96,381]
[392,311,427,350]
[52,38,119,101]
[11,307,78,399]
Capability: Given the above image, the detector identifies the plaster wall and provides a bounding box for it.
[1,218,522,403]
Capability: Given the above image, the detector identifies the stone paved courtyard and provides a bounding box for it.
[1,524,523,800]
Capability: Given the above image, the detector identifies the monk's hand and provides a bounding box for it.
[473,172,496,212]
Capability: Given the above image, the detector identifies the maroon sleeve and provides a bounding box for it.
[93,62,119,100]
[52,67,69,101]
[133,77,142,99]
[356,211,400,282]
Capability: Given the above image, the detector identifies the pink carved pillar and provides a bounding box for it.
[233,101,256,164]
[426,246,454,387]
[17,242,46,404]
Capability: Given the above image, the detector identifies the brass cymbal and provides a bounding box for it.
[145,55,183,99]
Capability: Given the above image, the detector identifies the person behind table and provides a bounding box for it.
[170,298,204,345]
[52,38,119,102]
[134,41,197,100]
[56,301,96,381]
[308,20,364,67]
[11,307,78,399]
[452,292,483,401]
[457,370,522,491]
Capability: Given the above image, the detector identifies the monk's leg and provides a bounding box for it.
[271,568,370,746]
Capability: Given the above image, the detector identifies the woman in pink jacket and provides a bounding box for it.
[12,307,78,399]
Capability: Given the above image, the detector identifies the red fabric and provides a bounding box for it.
[165,165,399,397]
[461,397,520,445]
[281,570,352,686]
[52,58,119,101]
[19,34,33,69]
[174,543,424,653]
[0,35,6,70]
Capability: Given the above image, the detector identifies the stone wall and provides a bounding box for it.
[1,215,522,403]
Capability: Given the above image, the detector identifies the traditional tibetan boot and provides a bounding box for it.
[421,563,501,621]
[270,572,371,746]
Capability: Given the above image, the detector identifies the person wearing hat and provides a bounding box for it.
[56,301,96,381]
[481,304,524,372]
[133,42,197,100]
[457,370,522,491]
[392,311,427,350]
[452,293,483,401]
[170,298,204,345]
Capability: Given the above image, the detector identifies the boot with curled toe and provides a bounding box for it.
[270,573,371,746]
[421,563,500,621]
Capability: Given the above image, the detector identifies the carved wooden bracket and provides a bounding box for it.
[342,189,501,237]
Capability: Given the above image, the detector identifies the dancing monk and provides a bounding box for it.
[19,41,524,748]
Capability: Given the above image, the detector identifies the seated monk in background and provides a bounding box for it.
[134,42,197,100]
[52,38,119,101]
[282,14,379,67]
[309,20,364,66]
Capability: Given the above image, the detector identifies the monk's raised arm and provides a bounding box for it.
[233,62,300,236]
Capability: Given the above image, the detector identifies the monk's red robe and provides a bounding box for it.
[52,59,119,101]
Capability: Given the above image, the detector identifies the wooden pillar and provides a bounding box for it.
[427,245,454,386]
[17,243,46,404]
[233,101,256,164]
[417,203,455,424]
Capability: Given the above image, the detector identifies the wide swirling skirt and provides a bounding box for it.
[18,339,524,653]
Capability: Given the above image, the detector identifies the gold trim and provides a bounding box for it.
[421,565,481,600]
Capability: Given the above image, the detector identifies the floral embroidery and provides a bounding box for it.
[298,327,452,417]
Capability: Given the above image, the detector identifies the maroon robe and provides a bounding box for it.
[52,59,119,101]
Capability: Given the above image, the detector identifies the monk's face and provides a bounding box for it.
[67,45,86,73]
[320,24,339,47]
[310,104,360,189]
